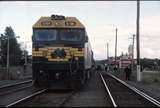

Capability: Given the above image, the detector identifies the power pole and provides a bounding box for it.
[115,28,118,64]
[7,36,10,80]
[6,36,20,79]
[106,42,110,72]
[136,0,141,81]
[24,43,27,65]
[132,34,135,73]
[107,42,109,60]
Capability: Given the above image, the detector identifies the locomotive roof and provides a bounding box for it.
[33,16,85,29]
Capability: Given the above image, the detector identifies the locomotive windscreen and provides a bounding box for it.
[33,28,84,42]
[34,29,57,41]
[59,29,84,42]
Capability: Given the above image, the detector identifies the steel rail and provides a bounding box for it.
[107,73,160,107]
[99,72,117,107]
[0,80,32,89]
[5,89,46,107]
[0,85,32,96]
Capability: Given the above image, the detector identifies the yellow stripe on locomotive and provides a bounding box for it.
[32,47,84,61]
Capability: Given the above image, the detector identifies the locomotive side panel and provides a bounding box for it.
[84,40,92,70]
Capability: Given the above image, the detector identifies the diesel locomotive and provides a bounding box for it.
[32,15,94,89]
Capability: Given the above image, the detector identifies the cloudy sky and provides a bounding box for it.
[0,1,160,60]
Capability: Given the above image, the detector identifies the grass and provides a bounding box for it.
[110,68,160,84]
[142,72,160,84]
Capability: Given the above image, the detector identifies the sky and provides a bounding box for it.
[0,1,160,60]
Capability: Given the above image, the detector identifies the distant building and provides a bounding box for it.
[107,47,135,69]
[118,52,131,69]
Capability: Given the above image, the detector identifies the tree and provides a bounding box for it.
[1,26,22,66]
[140,58,159,70]
[0,34,7,66]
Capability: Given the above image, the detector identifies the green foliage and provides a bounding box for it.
[140,58,160,70]
[0,26,23,66]
[142,73,160,84]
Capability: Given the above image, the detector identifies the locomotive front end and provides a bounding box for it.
[32,15,88,88]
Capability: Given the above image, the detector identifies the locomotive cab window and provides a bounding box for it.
[59,29,84,42]
[34,29,57,41]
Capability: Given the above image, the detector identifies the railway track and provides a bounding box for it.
[0,79,77,107]
[0,77,32,86]
[3,71,159,107]
[6,89,46,107]
[0,80,32,96]
[100,72,160,107]
[12,71,111,107]
[0,80,45,107]
[54,90,77,107]
[60,71,113,107]
[8,89,77,107]
[7,71,109,107]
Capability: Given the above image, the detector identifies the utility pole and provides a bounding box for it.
[107,42,109,60]
[107,42,110,71]
[7,36,20,79]
[7,35,10,79]
[136,0,141,81]
[0,34,3,63]
[24,43,27,65]
[132,34,135,74]
[115,28,118,64]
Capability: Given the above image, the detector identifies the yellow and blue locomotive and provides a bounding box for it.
[32,15,94,89]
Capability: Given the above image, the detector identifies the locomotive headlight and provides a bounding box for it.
[75,57,79,61]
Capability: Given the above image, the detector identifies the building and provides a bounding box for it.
[118,52,131,68]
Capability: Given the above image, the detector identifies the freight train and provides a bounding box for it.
[32,14,94,89]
